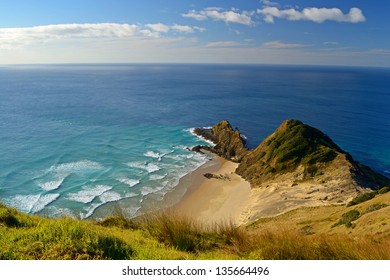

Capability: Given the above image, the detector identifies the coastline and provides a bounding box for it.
[172,154,251,226]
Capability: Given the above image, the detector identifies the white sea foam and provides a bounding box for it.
[49,160,104,174]
[127,162,161,173]
[5,193,60,213]
[165,154,194,161]
[149,174,167,181]
[66,185,112,204]
[118,178,140,188]
[5,194,41,213]
[46,206,77,218]
[385,171,390,174]
[99,191,122,203]
[144,151,162,160]
[144,149,174,161]
[141,186,156,196]
[187,127,215,146]
[125,192,139,198]
[31,193,60,213]
[83,190,124,218]
[38,178,64,191]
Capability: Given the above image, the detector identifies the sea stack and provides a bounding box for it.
[193,120,248,162]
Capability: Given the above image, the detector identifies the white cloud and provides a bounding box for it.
[145,23,170,33]
[0,23,141,49]
[263,41,305,48]
[260,0,279,7]
[205,41,242,48]
[258,7,366,23]
[182,10,208,21]
[323,41,339,45]
[183,7,255,26]
[171,24,205,33]
[0,22,205,49]
[363,49,390,56]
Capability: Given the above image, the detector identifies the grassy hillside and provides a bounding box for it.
[236,119,390,188]
[1,189,390,260]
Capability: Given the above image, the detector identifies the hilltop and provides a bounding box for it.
[236,119,389,190]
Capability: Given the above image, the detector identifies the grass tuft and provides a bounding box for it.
[332,210,360,228]
[364,203,388,214]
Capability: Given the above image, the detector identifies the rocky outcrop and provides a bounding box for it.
[193,120,248,162]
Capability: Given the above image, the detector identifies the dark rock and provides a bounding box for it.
[193,127,214,143]
[193,120,248,162]
[203,173,231,181]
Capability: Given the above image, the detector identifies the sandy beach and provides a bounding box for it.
[171,155,335,227]
[173,155,251,226]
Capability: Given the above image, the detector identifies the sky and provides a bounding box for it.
[0,0,389,66]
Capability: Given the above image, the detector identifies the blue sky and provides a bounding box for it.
[0,0,389,66]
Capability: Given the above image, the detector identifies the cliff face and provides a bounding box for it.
[194,120,248,162]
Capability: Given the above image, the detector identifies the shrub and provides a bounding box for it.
[377,186,390,195]
[97,215,137,230]
[364,203,388,214]
[332,210,361,228]
[347,192,376,207]
[0,208,21,227]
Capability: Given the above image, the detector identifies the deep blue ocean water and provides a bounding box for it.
[0,64,389,218]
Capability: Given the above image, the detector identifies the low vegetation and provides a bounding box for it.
[347,186,390,207]
[332,210,361,228]
[1,198,390,260]
[364,203,388,214]
[347,192,376,207]
[0,204,133,260]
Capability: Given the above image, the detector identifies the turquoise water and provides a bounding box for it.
[0,64,389,218]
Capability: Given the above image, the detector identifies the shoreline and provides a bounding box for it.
[171,154,251,226]
[130,153,222,218]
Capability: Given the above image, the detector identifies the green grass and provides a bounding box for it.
[377,186,390,195]
[0,204,133,260]
[1,203,390,260]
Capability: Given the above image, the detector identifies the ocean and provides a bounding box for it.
[0,64,389,219]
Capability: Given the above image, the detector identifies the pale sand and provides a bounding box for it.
[173,157,251,226]
[172,155,352,227]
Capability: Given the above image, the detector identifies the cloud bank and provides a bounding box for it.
[183,7,254,26]
[183,5,366,26]
[258,7,366,23]
[0,22,204,49]
[263,41,305,49]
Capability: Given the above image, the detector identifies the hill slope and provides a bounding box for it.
[236,119,389,191]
